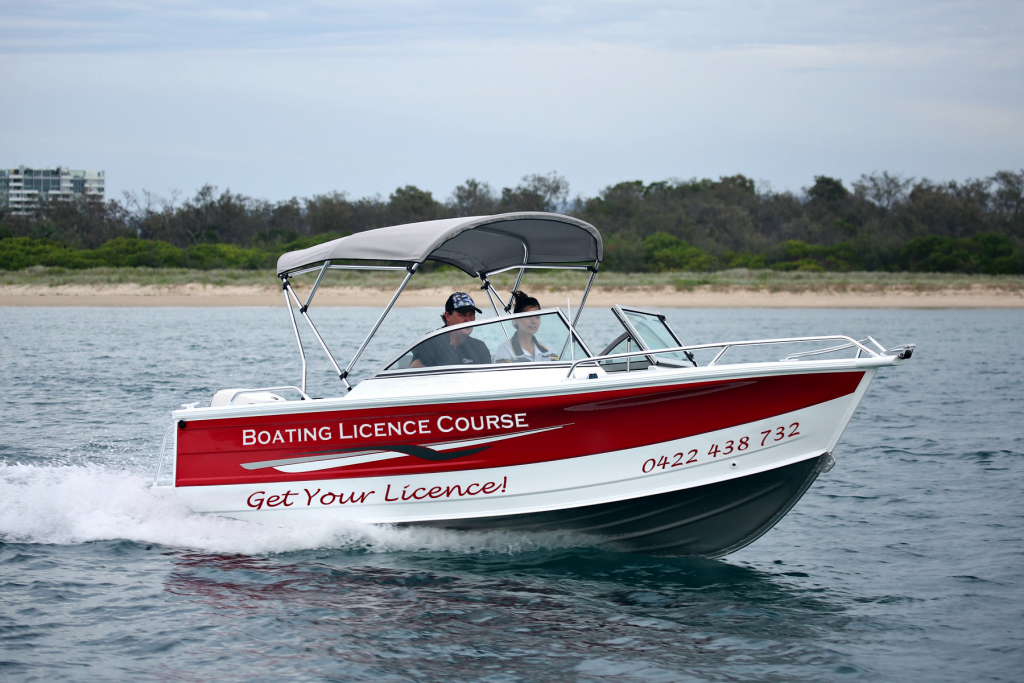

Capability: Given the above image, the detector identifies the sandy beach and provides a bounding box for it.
[1,283,1021,308]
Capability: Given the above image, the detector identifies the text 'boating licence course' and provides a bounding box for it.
[240,413,530,446]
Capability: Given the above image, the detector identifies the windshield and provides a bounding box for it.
[614,307,692,363]
[383,310,589,371]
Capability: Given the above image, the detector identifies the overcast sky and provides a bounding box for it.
[2,1,1022,203]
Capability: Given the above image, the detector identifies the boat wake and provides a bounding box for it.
[0,464,592,556]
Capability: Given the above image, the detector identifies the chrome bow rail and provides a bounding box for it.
[565,335,910,378]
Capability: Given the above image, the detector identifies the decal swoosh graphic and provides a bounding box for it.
[370,444,491,462]
[273,450,405,473]
[240,449,381,470]
[564,383,755,411]
[426,424,570,451]
[239,423,572,473]
[271,444,489,474]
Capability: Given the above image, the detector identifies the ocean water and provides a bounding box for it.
[0,305,1021,682]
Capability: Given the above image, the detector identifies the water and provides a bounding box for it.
[1,306,1021,682]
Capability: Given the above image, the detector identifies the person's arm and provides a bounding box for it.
[475,342,494,364]
[410,334,443,368]
[410,340,430,368]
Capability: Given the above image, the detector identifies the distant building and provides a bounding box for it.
[0,166,106,215]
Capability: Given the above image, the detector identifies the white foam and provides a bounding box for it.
[0,464,591,556]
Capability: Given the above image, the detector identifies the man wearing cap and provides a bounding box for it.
[409,292,492,368]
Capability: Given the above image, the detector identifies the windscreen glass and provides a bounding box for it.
[597,333,651,370]
[624,310,689,362]
[385,311,587,371]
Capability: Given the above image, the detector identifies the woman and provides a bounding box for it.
[492,291,559,363]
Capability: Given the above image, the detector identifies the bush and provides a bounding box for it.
[91,237,185,268]
[771,258,825,272]
[602,237,646,272]
[0,231,354,272]
[901,233,1021,274]
[643,233,717,272]
[182,243,274,270]
[768,240,860,272]
[721,251,767,269]
[0,237,91,270]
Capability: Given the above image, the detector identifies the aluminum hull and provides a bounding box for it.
[412,452,830,557]
[165,359,883,557]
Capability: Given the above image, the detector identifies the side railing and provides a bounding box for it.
[781,335,886,361]
[565,334,885,378]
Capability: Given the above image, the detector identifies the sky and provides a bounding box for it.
[1,1,1022,204]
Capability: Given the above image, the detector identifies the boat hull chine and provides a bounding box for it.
[412,452,829,557]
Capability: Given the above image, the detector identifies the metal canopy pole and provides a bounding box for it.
[481,279,503,317]
[304,260,330,309]
[285,282,346,387]
[507,272,523,311]
[281,278,307,393]
[506,243,529,312]
[573,264,599,327]
[480,279,510,341]
[341,264,418,387]
[487,264,592,276]
[567,299,575,363]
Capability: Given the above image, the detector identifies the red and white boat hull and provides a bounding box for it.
[168,364,878,556]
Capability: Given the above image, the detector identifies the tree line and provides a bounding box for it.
[2,170,1022,274]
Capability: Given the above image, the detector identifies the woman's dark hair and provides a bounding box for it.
[511,290,540,313]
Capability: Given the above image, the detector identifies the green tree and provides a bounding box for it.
[807,176,849,203]
[305,192,356,235]
[499,173,569,212]
[643,232,716,272]
[388,185,442,224]
[853,172,914,211]
[990,170,1024,232]
[448,179,497,217]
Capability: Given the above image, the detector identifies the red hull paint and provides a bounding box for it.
[176,372,863,487]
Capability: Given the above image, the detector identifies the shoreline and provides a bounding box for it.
[2,283,1022,308]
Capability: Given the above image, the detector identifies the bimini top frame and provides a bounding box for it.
[276,212,603,392]
[277,212,602,278]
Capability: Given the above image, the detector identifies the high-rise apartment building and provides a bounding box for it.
[0,166,105,215]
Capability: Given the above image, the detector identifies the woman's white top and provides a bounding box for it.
[493,335,559,363]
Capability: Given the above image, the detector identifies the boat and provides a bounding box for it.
[155,212,914,557]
